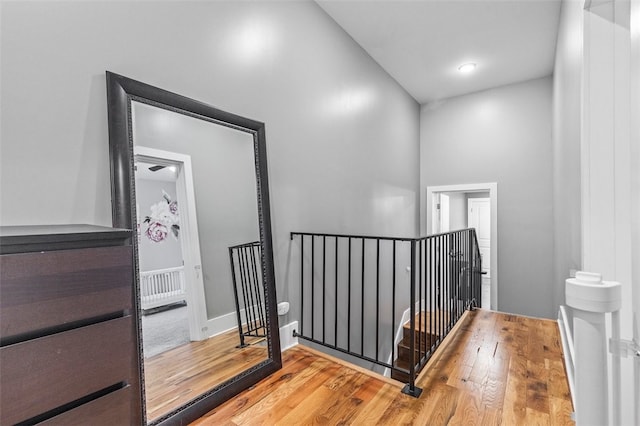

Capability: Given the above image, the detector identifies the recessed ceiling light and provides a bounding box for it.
[458,63,477,73]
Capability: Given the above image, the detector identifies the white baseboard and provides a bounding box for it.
[279,321,299,351]
[204,310,240,338]
[558,306,576,409]
[204,312,301,354]
[204,304,265,338]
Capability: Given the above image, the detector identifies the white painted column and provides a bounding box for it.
[566,271,621,426]
[581,1,636,423]
[629,1,640,425]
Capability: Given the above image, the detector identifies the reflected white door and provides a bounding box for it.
[468,198,491,309]
[440,194,450,232]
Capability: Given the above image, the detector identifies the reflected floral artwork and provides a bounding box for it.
[144,190,180,242]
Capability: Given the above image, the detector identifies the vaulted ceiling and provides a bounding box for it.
[316,0,562,104]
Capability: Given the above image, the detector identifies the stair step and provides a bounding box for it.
[402,310,450,332]
[394,356,411,371]
[391,358,411,382]
[391,367,409,383]
[391,357,427,383]
[397,337,433,361]
[402,311,450,340]
[398,332,437,350]
[391,311,450,383]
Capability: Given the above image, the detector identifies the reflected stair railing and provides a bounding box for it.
[229,241,267,348]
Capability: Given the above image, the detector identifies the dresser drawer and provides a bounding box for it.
[0,316,136,425]
[37,385,132,426]
[0,245,133,340]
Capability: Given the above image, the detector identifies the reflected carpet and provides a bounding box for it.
[141,305,190,358]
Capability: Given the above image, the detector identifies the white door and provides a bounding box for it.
[440,193,450,233]
[468,198,491,309]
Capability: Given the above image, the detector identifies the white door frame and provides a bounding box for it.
[135,146,208,341]
[426,183,498,310]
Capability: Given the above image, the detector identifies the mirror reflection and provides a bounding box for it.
[130,101,268,423]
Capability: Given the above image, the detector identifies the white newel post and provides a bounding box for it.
[565,271,621,425]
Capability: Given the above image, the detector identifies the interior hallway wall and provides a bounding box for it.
[0,1,420,326]
[420,77,555,318]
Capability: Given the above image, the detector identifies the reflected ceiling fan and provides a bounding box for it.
[133,163,168,172]
[133,161,176,176]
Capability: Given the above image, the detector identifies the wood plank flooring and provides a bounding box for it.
[144,329,267,422]
[191,310,574,425]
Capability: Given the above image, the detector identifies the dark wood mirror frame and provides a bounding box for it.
[105,71,281,425]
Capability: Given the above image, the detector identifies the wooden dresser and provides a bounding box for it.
[0,225,141,425]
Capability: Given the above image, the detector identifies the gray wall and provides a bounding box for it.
[420,77,555,318]
[136,178,182,273]
[552,0,583,311]
[0,1,420,325]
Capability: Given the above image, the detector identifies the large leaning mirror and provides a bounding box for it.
[106,71,281,425]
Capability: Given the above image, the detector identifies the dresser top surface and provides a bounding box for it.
[0,225,132,253]
[0,224,128,237]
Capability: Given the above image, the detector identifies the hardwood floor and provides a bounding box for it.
[144,329,267,422]
[191,310,574,425]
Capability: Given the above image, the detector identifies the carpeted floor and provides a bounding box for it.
[141,305,190,358]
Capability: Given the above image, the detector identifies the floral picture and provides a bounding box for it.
[144,190,180,243]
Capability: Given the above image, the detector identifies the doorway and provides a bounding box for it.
[134,146,209,347]
[426,183,497,310]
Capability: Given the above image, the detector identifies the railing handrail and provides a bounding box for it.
[229,241,267,347]
[290,228,480,243]
[291,231,415,242]
[228,240,260,250]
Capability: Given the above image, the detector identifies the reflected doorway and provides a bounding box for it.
[134,147,207,347]
[135,155,193,357]
[426,183,498,310]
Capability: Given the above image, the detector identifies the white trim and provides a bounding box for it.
[630,1,640,424]
[580,6,637,423]
[279,321,299,352]
[204,303,267,339]
[135,146,209,341]
[205,311,239,337]
[558,306,577,409]
[581,4,592,272]
[426,183,498,310]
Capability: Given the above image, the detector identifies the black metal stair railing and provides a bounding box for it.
[290,229,482,397]
[229,241,267,347]
[405,229,483,396]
